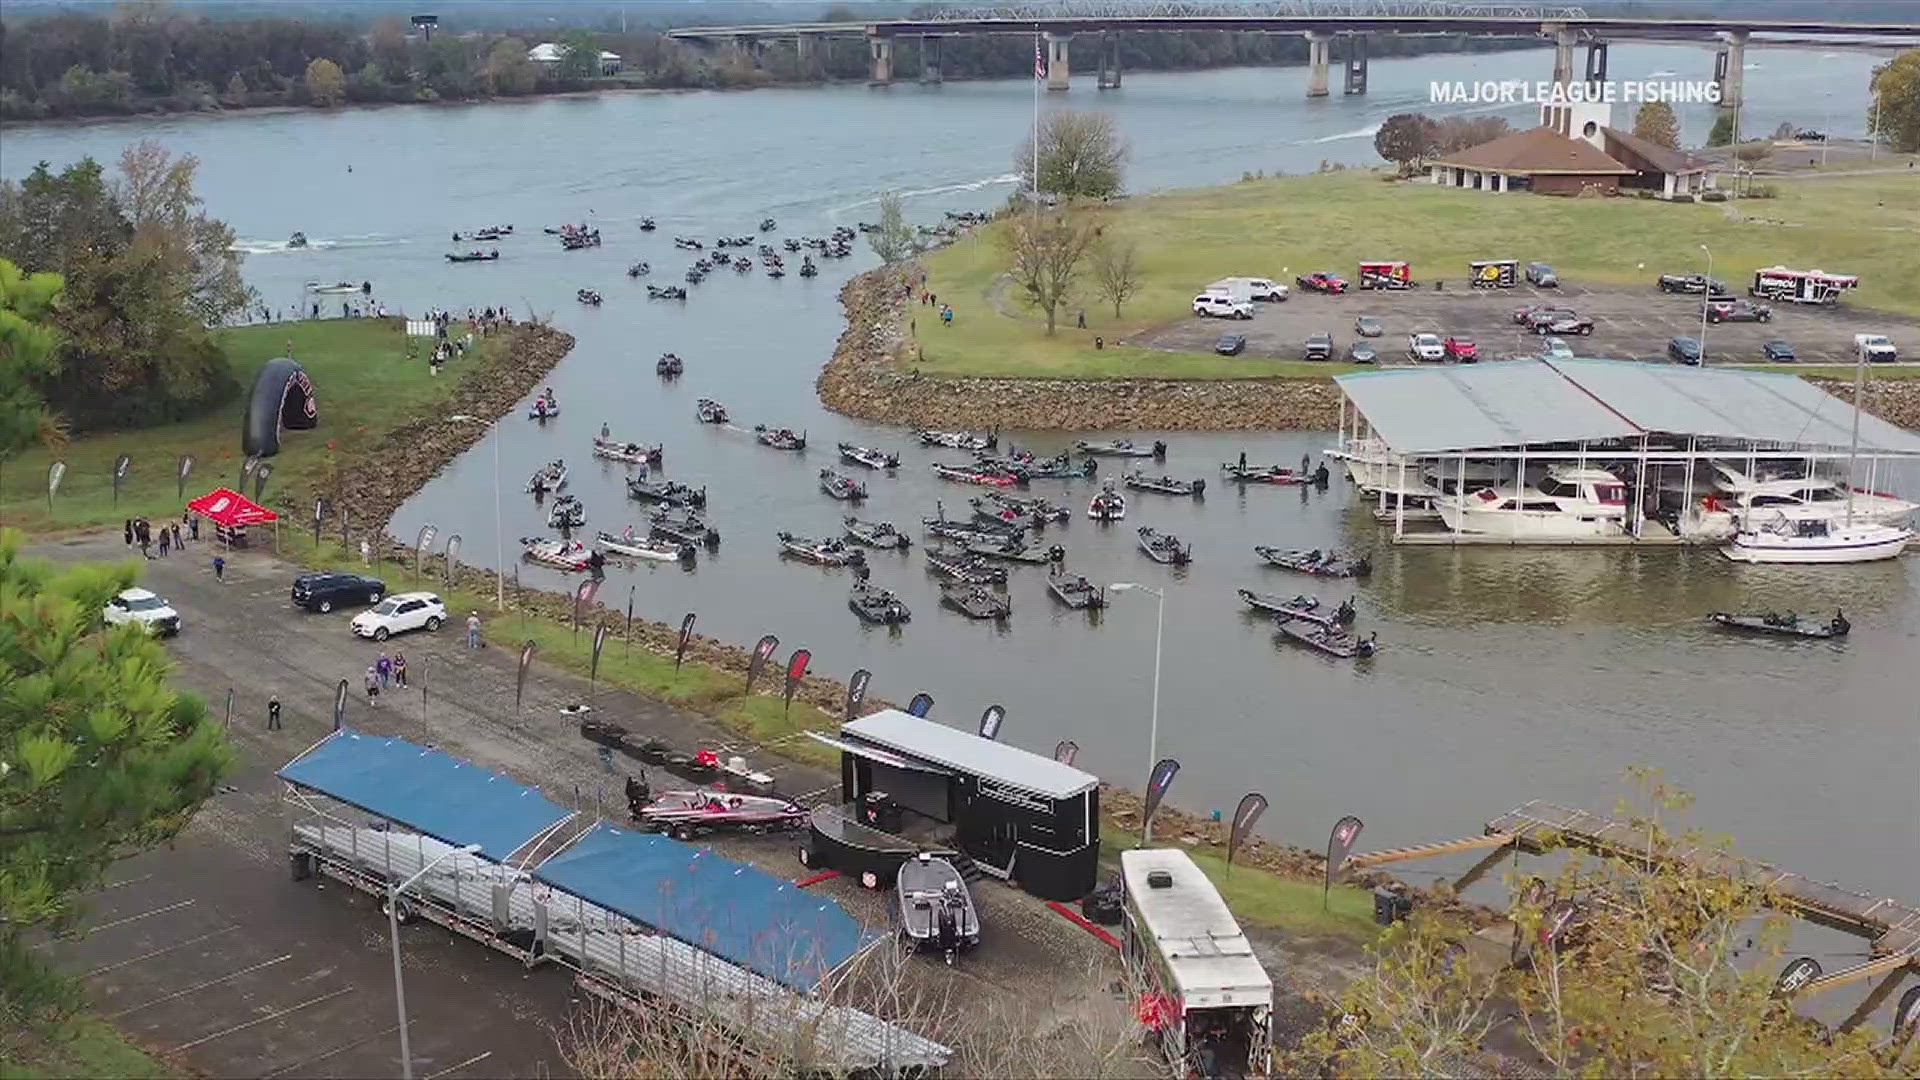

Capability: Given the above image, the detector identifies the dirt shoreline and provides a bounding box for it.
[818,263,1920,431]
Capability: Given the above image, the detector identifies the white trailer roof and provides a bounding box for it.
[1122,849,1272,1011]
[841,710,1098,800]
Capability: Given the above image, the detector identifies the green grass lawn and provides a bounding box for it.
[918,168,1920,381]
[0,1011,175,1079]
[0,318,463,534]
[1103,827,1379,945]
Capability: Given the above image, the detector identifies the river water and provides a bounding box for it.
[8,44,1916,917]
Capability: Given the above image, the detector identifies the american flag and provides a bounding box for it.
[1035,38,1047,80]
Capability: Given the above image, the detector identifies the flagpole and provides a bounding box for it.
[1033,25,1041,217]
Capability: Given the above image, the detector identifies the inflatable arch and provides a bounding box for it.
[241,357,318,458]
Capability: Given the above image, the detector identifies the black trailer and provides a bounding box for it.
[1469,258,1519,289]
[807,709,1100,901]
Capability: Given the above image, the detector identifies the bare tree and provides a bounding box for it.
[1089,237,1141,320]
[1016,110,1128,200]
[867,191,915,264]
[1001,213,1097,336]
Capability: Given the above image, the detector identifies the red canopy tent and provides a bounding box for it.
[187,487,279,549]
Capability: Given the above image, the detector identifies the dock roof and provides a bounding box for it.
[1336,359,1920,455]
[277,729,572,860]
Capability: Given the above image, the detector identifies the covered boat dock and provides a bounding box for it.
[1330,359,1920,545]
[278,729,951,1071]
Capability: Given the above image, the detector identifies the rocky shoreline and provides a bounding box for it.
[817,263,1344,430]
[817,264,1920,432]
[336,322,576,533]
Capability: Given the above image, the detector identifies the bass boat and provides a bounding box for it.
[849,582,912,625]
[1137,527,1192,565]
[897,853,980,964]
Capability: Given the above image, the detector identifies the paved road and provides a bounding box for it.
[36,532,1146,1076]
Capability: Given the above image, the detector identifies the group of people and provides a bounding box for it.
[362,651,411,705]
[125,513,197,558]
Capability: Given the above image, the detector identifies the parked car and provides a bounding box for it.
[1215,333,1247,356]
[1855,333,1899,362]
[1347,341,1378,364]
[1658,274,1730,296]
[1760,339,1797,361]
[1706,299,1772,324]
[1443,336,1479,362]
[1295,271,1349,295]
[1534,311,1595,336]
[1353,315,1383,338]
[1407,332,1445,362]
[1525,262,1559,287]
[1193,293,1254,320]
[1512,303,1558,325]
[350,591,448,641]
[1541,336,1576,360]
[1667,336,1704,365]
[291,571,387,613]
[1303,333,1335,361]
[103,587,180,637]
[1242,277,1288,302]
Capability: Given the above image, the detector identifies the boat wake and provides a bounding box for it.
[830,172,1021,214]
[1304,122,1381,144]
[230,234,409,255]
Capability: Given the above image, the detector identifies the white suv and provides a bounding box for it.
[103,588,181,637]
[1193,294,1254,320]
[1407,332,1446,362]
[350,591,447,641]
[1243,278,1289,302]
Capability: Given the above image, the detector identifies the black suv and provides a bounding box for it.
[291,572,387,613]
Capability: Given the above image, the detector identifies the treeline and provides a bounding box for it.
[0,145,250,432]
[0,6,1536,122]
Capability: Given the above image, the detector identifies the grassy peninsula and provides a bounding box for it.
[914,168,1920,380]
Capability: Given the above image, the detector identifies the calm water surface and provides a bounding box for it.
[8,45,1915,916]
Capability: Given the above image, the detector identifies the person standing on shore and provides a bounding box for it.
[466,611,481,649]
[157,527,170,557]
[392,652,408,689]
[124,519,134,547]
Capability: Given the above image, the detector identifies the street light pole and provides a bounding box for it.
[1698,244,1712,362]
[1109,582,1165,843]
[389,842,480,1080]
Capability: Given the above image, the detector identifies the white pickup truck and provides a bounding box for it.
[1855,333,1899,363]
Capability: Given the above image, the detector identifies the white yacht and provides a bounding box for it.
[1671,463,1918,540]
[1722,509,1912,564]
[1436,465,1628,539]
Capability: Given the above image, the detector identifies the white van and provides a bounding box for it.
[1194,293,1254,320]
[1209,277,1288,302]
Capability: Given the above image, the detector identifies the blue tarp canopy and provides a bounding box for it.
[535,824,872,991]
[278,729,572,860]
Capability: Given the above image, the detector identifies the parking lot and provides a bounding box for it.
[1134,277,1918,366]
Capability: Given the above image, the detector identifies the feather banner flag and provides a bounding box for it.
[745,634,779,693]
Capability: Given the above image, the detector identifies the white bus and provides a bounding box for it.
[1120,849,1273,1078]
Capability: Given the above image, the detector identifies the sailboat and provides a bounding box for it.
[1721,352,1913,564]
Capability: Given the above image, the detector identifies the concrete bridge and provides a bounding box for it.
[666,1,1919,103]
